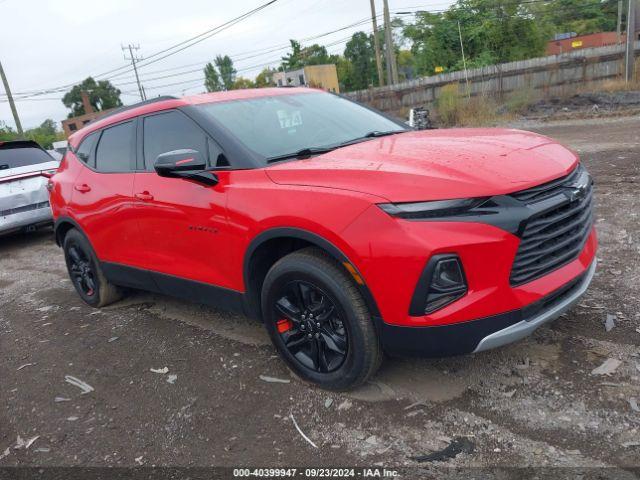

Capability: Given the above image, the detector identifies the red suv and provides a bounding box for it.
[49,88,596,389]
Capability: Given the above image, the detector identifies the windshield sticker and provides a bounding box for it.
[277,110,302,130]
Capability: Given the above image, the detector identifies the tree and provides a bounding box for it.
[204,62,222,92]
[280,40,334,70]
[25,119,64,149]
[343,32,378,90]
[533,0,618,37]
[215,55,237,90]
[255,68,276,87]
[62,77,122,118]
[0,121,16,142]
[404,0,547,76]
[0,119,63,149]
[232,77,255,89]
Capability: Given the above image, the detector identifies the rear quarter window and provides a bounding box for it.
[0,146,54,170]
[75,131,99,167]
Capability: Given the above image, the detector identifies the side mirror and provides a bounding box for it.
[154,149,218,186]
[154,149,206,176]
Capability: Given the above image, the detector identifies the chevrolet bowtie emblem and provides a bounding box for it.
[564,172,589,202]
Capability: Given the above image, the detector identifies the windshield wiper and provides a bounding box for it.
[266,146,336,163]
[335,130,405,148]
[363,130,404,138]
[265,130,405,163]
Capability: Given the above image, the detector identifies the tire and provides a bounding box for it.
[63,228,123,308]
[261,247,382,390]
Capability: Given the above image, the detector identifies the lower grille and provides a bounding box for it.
[0,201,50,217]
[510,166,594,286]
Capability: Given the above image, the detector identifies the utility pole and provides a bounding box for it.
[625,0,638,82]
[617,0,623,43]
[122,44,145,101]
[382,0,398,85]
[0,60,23,136]
[369,0,385,87]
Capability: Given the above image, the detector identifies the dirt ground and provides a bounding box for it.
[1,116,639,476]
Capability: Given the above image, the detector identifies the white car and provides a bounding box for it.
[0,140,59,236]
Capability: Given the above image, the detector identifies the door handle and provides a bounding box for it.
[74,184,91,193]
[135,192,154,201]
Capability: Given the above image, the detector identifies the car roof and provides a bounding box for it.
[68,87,319,148]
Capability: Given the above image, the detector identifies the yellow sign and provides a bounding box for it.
[571,40,583,48]
[434,66,444,73]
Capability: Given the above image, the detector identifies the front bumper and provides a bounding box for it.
[380,258,596,357]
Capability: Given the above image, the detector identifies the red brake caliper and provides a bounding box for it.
[276,319,293,333]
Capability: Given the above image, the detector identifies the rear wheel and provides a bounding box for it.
[261,248,381,390]
[63,229,123,308]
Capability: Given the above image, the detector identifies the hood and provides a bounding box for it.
[265,129,579,202]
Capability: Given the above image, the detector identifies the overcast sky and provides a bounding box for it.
[0,0,455,130]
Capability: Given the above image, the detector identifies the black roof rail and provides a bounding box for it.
[89,95,178,124]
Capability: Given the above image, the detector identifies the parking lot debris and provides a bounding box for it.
[0,447,10,461]
[150,367,169,374]
[135,455,144,465]
[515,358,530,369]
[167,374,177,384]
[108,337,119,343]
[259,375,290,384]
[409,436,475,463]
[54,396,71,403]
[64,375,94,394]
[591,358,622,376]
[16,363,35,371]
[66,416,79,421]
[324,398,333,408]
[337,399,353,411]
[404,401,427,410]
[290,414,318,449]
[622,441,640,448]
[14,435,39,450]
[34,448,50,453]
[605,314,616,332]
[630,397,640,412]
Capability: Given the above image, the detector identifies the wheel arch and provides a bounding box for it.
[54,216,87,247]
[243,227,382,324]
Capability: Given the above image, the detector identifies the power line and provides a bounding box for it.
[2,0,280,100]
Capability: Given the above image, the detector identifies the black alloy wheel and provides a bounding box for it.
[62,228,123,308]
[273,280,348,373]
[67,244,97,298]
[261,247,382,390]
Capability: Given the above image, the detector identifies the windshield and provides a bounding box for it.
[0,145,54,170]
[196,92,406,162]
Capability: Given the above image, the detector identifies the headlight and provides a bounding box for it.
[378,198,487,219]
[409,255,468,315]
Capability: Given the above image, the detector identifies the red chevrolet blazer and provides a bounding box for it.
[49,88,596,389]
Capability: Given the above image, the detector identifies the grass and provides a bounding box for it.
[435,84,498,127]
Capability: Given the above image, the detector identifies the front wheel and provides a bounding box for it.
[261,248,382,390]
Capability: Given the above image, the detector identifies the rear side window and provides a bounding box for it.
[0,145,54,170]
[143,111,208,170]
[95,122,135,172]
[75,132,98,167]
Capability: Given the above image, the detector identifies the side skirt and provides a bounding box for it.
[101,262,246,316]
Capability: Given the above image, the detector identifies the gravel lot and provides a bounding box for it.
[1,116,639,475]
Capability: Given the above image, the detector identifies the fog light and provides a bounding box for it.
[424,256,467,314]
